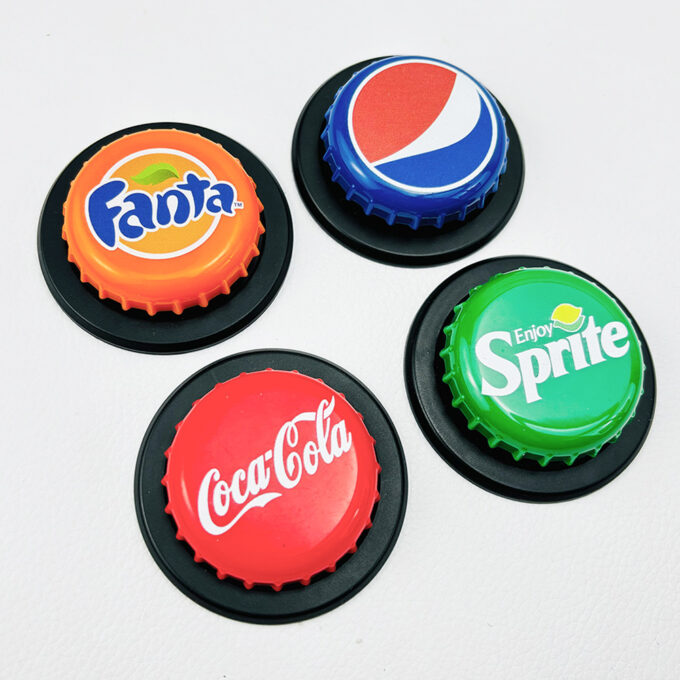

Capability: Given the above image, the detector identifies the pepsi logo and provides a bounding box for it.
[348,58,499,193]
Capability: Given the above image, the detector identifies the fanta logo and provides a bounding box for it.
[197,398,353,535]
[85,149,244,259]
[476,314,631,404]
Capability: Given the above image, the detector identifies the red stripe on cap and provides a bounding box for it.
[352,63,456,164]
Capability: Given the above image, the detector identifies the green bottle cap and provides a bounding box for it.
[440,267,645,466]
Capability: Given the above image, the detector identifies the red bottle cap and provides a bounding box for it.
[163,369,380,590]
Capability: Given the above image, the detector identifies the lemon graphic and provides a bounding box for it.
[551,303,585,332]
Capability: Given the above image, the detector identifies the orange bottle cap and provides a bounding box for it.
[62,128,264,315]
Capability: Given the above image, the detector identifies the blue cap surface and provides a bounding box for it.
[321,56,509,230]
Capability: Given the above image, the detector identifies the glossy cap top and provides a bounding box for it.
[163,369,380,589]
[63,128,264,315]
[440,268,645,466]
[322,56,508,229]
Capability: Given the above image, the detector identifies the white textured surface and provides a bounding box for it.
[1,1,679,678]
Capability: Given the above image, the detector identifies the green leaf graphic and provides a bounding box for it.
[131,162,180,186]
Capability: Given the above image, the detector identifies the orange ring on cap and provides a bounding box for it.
[63,128,264,315]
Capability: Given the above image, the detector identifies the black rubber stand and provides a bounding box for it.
[404,256,656,502]
[292,58,524,267]
[135,350,408,623]
[38,123,293,354]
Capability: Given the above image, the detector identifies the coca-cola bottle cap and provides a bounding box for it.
[162,369,380,590]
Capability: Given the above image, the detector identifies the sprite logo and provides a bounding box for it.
[475,308,631,404]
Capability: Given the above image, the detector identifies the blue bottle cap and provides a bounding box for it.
[321,56,509,230]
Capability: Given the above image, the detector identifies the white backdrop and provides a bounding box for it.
[2,1,679,678]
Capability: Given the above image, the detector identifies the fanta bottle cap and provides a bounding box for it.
[321,56,508,229]
[162,369,380,590]
[62,128,264,315]
[440,268,645,466]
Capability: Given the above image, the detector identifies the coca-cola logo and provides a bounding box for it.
[197,397,352,535]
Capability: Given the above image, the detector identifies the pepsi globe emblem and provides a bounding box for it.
[322,56,509,228]
[348,60,500,192]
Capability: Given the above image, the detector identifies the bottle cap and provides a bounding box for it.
[163,369,380,590]
[440,267,645,466]
[62,128,264,315]
[321,56,508,229]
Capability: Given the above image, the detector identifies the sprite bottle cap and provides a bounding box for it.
[440,267,645,466]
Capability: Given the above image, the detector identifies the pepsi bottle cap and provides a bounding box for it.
[163,369,380,590]
[322,56,508,229]
[404,257,656,502]
[292,57,524,266]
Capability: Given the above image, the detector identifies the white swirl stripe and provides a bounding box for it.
[198,482,281,536]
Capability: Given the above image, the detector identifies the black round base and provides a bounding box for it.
[292,58,524,267]
[38,123,293,354]
[135,350,408,624]
[404,256,656,502]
